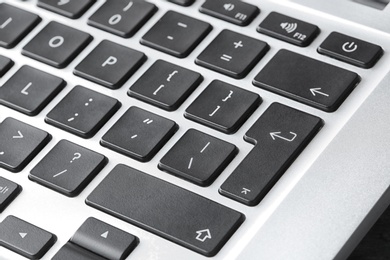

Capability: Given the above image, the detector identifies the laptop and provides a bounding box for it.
[0,0,389,259]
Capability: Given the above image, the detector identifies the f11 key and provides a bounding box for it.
[220,103,323,206]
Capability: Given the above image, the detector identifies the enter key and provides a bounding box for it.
[220,103,323,206]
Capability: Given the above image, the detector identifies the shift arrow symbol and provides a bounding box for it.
[195,229,212,242]
[19,233,27,238]
[310,88,329,97]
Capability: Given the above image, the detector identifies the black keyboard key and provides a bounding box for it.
[200,0,259,26]
[22,21,92,68]
[129,60,203,111]
[38,0,95,19]
[0,216,56,259]
[46,85,121,138]
[88,0,157,38]
[318,31,383,68]
[29,140,107,197]
[74,40,146,89]
[0,55,13,77]
[168,0,195,6]
[141,11,212,58]
[0,65,66,116]
[196,29,268,78]
[0,3,41,49]
[86,164,244,257]
[253,49,361,112]
[220,103,323,206]
[258,12,319,47]
[159,129,237,186]
[185,80,261,133]
[71,217,138,260]
[0,177,21,213]
[53,243,106,260]
[101,107,177,162]
[0,118,51,172]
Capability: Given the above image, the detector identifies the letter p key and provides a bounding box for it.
[102,56,118,67]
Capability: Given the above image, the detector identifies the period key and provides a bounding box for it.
[220,103,323,206]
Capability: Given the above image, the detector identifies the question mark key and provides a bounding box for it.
[29,140,107,197]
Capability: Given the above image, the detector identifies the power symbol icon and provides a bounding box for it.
[342,42,358,53]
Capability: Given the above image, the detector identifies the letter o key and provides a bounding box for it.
[49,36,65,48]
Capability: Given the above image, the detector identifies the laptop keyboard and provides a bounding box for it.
[0,0,385,259]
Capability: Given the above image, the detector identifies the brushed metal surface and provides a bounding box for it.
[238,71,390,259]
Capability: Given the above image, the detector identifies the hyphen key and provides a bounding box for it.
[86,164,244,256]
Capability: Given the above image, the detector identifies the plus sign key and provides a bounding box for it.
[196,29,269,79]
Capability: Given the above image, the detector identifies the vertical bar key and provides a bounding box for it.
[220,103,323,206]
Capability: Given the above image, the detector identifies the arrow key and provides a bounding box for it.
[0,215,56,259]
[70,217,138,260]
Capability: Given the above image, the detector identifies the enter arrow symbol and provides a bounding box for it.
[19,233,27,238]
[310,88,329,97]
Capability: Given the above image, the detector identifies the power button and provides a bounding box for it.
[318,32,383,68]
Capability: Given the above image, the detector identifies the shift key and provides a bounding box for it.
[86,164,244,257]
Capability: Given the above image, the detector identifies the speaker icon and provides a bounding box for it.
[280,22,298,33]
[223,3,235,11]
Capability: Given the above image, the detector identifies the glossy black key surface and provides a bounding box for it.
[258,12,319,47]
[220,103,323,206]
[86,164,244,257]
[253,49,361,112]
[159,129,237,186]
[0,177,21,213]
[185,80,261,133]
[200,0,259,26]
[0,216,56,259]
[71,217,138,260]
[0,3,41,48]
[141,11,212,58]
[88,0,157,38]
[0,118,51,172]
[0,65,66,116]
[168,0,195,6]
[22,21,92,68]
[46,85,121,138]
[74,40,146,89]
[38,0,95,19]
[101,107,177,162]
[0,55,13,77]
[29,140,107,197]
[129,60,203,111]
[53,243,106,260]
[318,31,383,68]
[196,29,269,78]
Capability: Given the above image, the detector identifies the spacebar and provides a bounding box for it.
[86,164,244,257]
